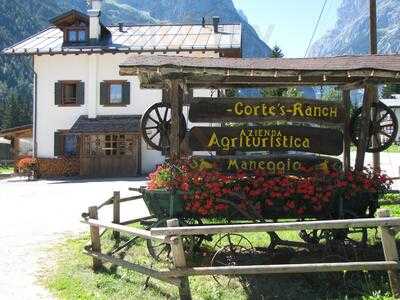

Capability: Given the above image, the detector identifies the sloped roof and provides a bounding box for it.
[69,115,141,134]
[120,54,400,73]
[2,23,242,55]
[119,54,400,87]
[0,124,32,137]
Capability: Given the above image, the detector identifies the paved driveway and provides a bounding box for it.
[0,177,149,299]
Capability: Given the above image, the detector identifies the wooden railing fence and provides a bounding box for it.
[82,192,400,300]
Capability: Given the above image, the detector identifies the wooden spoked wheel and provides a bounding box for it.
[350,101,398,152]
[210,233,254,287]
[141,102,187,151]
[146,217,204,262]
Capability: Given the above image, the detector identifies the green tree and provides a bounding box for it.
[261,45,297,98]
[225,88,238,98]
[1,91,32,130]
[382,84,400,98]
[270,45,284,58]
[321,87,341,101]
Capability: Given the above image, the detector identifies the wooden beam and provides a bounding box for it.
[84,249,181,286]
[167,219,192,300]
[163,261,398,277]
[88,206,102,270]
[377,209,400,298]
[112,191,120,240]
[168,80,184,160]
[82,218,168,243]
[342,90,351,172]
[151,217,400,236]
[355,85,375,171]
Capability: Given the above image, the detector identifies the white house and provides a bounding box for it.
[3,0,242,177]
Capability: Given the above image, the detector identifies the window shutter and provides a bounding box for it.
[55,82,62,105]
[122,82,131,105]
[100,82,109,105]
[54,132,63,156]
[77,82,85,105]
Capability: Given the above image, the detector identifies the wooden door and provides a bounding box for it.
[80,133,141,177]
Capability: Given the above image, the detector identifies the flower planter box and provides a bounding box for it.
[142,189,379,221]
[143,189,185,218]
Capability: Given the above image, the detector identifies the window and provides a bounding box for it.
[55,81,84,106]
[64,135,78,156]
[62,83,77,105]
[109,84,123,104]
[100,81,130,106]
[81,134,135,156]
[54,132,79,156]
[67,29,87,43]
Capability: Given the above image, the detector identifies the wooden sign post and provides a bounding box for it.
[190,155,343,175]
[189,97,345,124]
[189,126,343,156]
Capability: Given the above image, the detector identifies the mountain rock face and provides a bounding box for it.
[309,0,400,57]
[0,0,270,102]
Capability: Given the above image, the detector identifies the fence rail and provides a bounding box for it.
[150,217,400,236]
[82,190,400,300]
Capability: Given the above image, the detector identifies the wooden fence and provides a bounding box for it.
[82,192,400,300]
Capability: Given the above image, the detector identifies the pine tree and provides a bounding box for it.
[1,91,32,130]
[270,45,284,58]
[262,45,288,97]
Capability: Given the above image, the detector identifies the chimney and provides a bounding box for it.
[118,22,124,32]
[88,0,102,42]
[212,16,220,33]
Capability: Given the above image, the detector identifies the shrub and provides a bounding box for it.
[15,156,37,173]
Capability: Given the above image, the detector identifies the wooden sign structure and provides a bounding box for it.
[190,155,343,176]
[189,97,345,124]
[186,96,344,175]
[189,126,343,156]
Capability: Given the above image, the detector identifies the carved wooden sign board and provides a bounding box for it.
[191,155,343,175]
[189,126,343,156]
[184,96,345,175]
[189,97,345,124]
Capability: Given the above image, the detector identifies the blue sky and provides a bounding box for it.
[232,0,341,58]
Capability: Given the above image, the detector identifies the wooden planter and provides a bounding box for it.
[143,189,185,218]
[142,189,378,221]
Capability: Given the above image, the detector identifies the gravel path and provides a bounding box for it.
[0,177,149,299]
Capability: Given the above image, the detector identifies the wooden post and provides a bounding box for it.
[377,209,400,298]
[342,90,351,172]
[167,219,192,300]
[89,206,102,270]
[355,85,374,171]
[169,80,183,160]
[113,191,121,240]
[370,0,380,171]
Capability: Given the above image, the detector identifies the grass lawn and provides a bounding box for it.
[0,165,13,174]
[42,200,400,300]
[350,144,400,153]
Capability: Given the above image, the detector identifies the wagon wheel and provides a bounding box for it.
[210,233,254,287]
[340,210,369,246]
[299,228,336,245]
[350,101,398,152]
[141,102,187,151]
[146,217,203,262]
